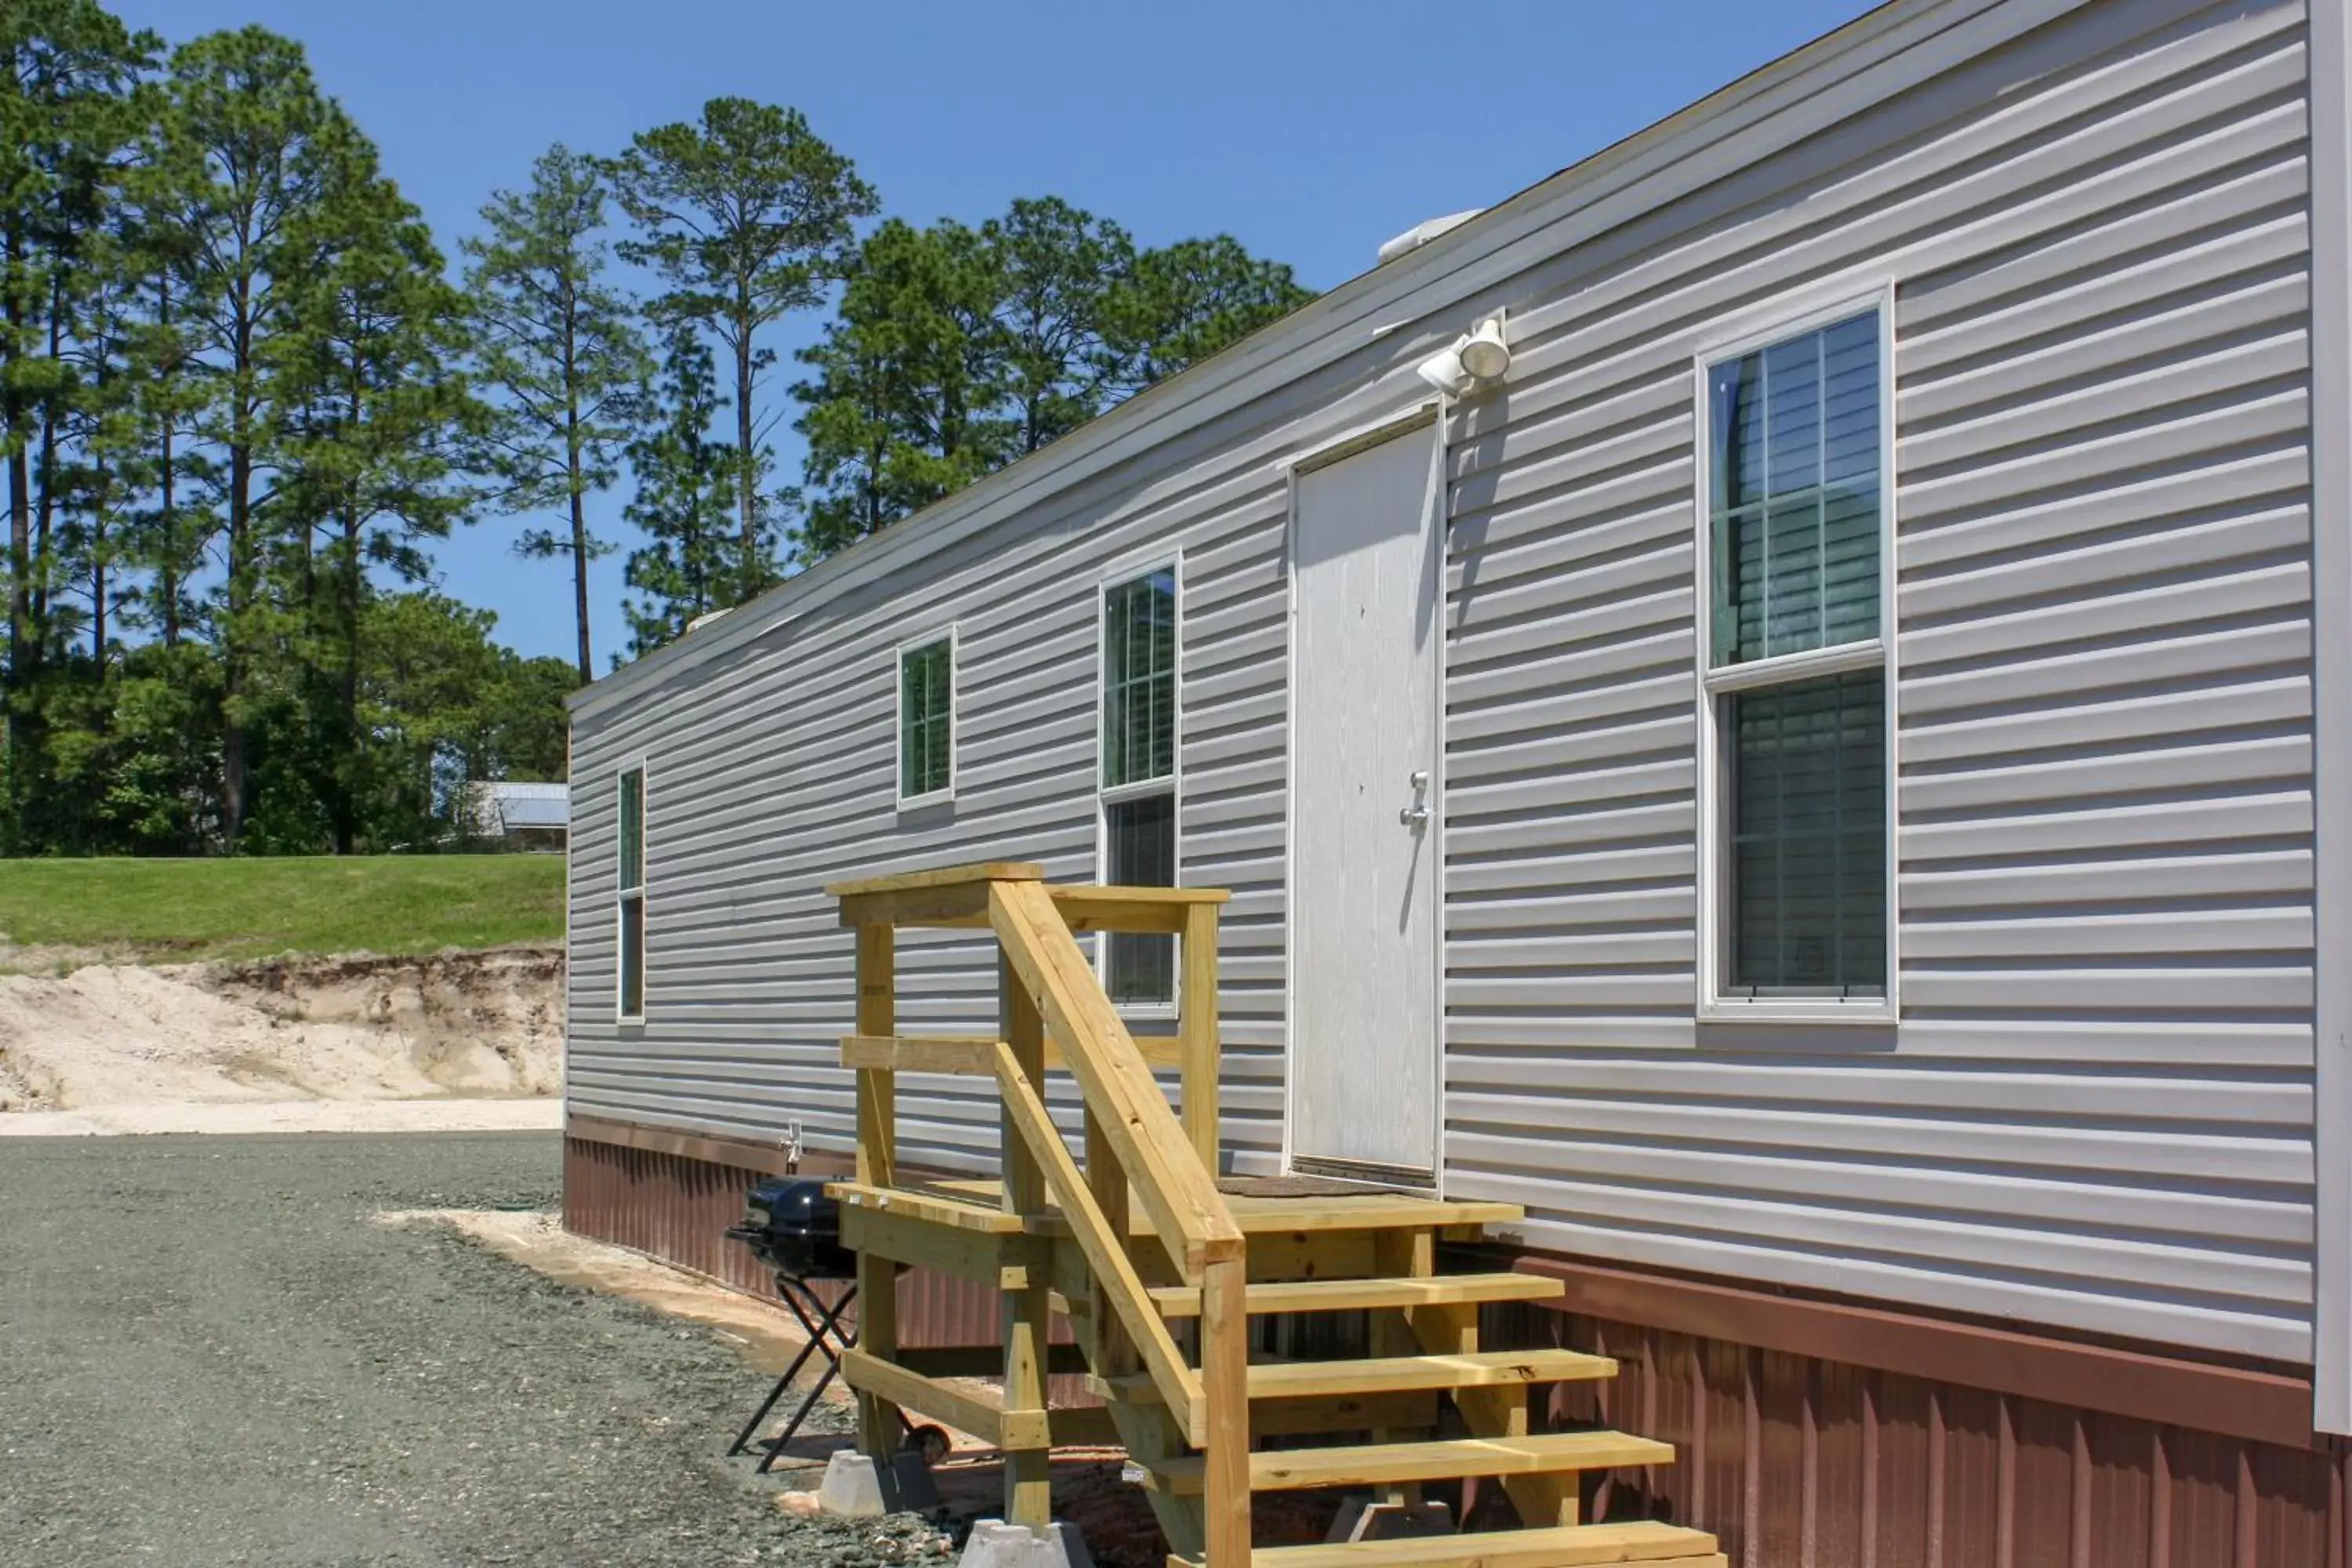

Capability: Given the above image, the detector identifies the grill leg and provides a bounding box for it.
[749,1279,860,1475]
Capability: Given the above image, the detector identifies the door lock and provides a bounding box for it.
[1399,770,1432,829]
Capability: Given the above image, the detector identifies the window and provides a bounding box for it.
[898,635,956,807]
[1700,307,1889,1011]
[617,765,646,1021]
[1101,565,1178,1006]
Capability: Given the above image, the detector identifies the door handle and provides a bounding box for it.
[1398,804,1430,827]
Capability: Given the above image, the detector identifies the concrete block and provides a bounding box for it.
[1325,1495,1456,1543]
[956,1519,1095,1568]
[815,1447,942,1517]
[817,1450,887,1518]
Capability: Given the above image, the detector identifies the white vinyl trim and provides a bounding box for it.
[893,626,959,812]
[2307,0,2352,1436]
[1094,554,1183,1014]
[1691,283,1900,1026]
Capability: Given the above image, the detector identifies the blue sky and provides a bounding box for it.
[111,0,1880,669]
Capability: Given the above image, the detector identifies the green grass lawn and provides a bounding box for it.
[0,855,568,965]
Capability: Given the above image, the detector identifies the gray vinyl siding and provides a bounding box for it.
[1439,0,2314,1361]
[570,0,2318,1363]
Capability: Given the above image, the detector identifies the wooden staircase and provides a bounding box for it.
[822,862,1721,1568]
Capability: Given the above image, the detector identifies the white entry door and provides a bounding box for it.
[1286,424,1442,1181]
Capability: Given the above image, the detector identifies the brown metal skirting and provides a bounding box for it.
[1513,1254,2318,1453]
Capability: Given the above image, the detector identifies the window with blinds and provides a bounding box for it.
[617,766,646,1021]
[1101,565,1178,1007]
[1702,308,1889,1007]
[898,637,955,806]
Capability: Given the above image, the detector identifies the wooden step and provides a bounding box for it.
[1168,1520,1725,1567]
[1105,1348,1614,1404]
[1148,1272,1564,1318]
[1139,1429,1675,1495]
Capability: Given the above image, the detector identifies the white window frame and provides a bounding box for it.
[894,626,960,812]
[615,760,648,1025]
[1095,552,1183,1016]
[1690,284,1900,1025]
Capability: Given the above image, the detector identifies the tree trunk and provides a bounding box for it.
[4,220,32,845]
[223,390,252,851]
[735,290,757,597]
[158,275,180,648]
[564,291,593,684]
[32,291,62,637]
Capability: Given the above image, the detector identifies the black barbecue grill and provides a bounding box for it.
[722,1178,946,1471]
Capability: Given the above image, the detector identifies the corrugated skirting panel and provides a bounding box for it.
[561,1136,1089,1403]
[1503,1304,2352,1568]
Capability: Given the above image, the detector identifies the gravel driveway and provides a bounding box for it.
[0,1131,940,1568]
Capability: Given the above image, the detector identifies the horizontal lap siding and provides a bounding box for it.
[568,436,1304,1180]
[1442,0,2316,1360]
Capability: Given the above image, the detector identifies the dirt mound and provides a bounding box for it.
[0,948,564,1113]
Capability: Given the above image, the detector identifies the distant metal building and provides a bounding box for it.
[463,781,568,847]
[561,0,2352,1558]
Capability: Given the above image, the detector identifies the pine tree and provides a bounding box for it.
[0,0,155,848]
[462,144,644,684]
[605,99,876,600]
[280,136,479,852]
[621,321,736,657]
[148,25,354,848]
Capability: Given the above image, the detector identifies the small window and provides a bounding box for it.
[1100,566,1178,1006]
[898,636,955,806]
[1700,308,1889,1012]
[617,765,647,1021]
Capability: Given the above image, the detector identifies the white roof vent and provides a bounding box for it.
[686,606,733,634]
[1377,209,1484,266]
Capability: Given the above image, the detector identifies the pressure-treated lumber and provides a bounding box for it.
[829,1181,1028,1236]
[1105,1347,1617,1403]
[1148,1271,1563,1319]
[988,879,1243,1272]
[1197,1252,1252,1568]
[1054,884,1231,935]
[989,1037,1204,1436]
[851,923,901,1455]
[827,862,1047,896]
[1164,1520,1726,1568]
[840,1032,1182,1074]
[840,1348,1054,1452]
[1137,1430,1675,1496]
[1000,955,1053,1527]
[1178,901,1221,1171]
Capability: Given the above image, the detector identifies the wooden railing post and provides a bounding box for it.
[1179,901,1221,1174]
[1000,949,1052,1530]
[1200,1254,1252,1566]
[853,921,902,1457]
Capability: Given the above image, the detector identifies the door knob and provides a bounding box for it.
[1399,769,1432,829]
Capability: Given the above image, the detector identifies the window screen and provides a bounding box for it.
[898,639,953,801]
[1726,671,1886,996]
[1102,569,1176,789]
[1709,313,1880,666]
[619,768,644,892]
[619,892,645,1019]
[1105,792,1175,1006]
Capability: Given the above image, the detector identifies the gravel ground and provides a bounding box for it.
[0,1131,949,1568]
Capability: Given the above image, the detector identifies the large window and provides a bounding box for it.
[1700,307,1889,1011]
[1101,565,1178,1006]
[898,634,956,808]
[617,764,646,1022]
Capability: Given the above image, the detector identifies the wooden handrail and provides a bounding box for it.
[990,1038,1207,1435]
[833,861,1248,1563]
[988,880,1243,1273]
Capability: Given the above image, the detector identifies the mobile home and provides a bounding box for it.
[564,0,2352,1557]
